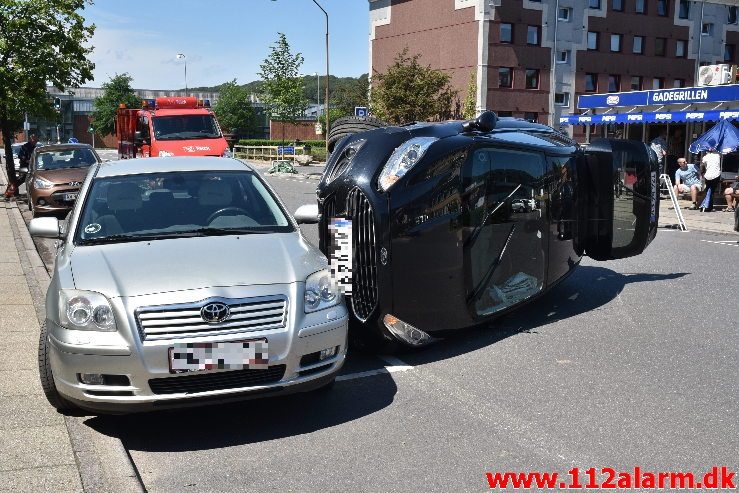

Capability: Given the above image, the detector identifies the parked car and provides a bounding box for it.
[30,157,347,413]
[316,112,659,348]
[23,144,100,217]
[1,142,25,176]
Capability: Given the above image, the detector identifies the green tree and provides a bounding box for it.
[213,79,256,136]
[371,49,457,125]
[92,73,141,137]
[462,69,477,120]
[258,33,308,126]
[334,74,369,118]
[0,0,95,186]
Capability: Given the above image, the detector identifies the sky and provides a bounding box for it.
[84,0,370,90]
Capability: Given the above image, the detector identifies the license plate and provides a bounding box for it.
[63,192,78,202]
[169,339,268,373]
[328,217,352,295]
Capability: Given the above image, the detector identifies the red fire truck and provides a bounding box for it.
[116,97,230,159]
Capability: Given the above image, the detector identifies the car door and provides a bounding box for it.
[462,145,547,317]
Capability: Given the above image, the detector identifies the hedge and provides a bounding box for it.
[236,139,326,148]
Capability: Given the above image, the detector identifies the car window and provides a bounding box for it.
[152,115,221,140]
[35,149,98,170]
[75,170,293,244]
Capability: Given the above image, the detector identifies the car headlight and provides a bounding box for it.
[33,177,54,189]
[378,137,438,191]
[304,270,340,313]
[222,148,232,158]
[59,290,117,331]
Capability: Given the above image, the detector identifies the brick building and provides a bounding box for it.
[369,0,739,144]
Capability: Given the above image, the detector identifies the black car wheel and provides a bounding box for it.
[327,116,387,155]
[38,322,75,412]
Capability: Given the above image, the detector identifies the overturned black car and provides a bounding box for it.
[317,113,659,347]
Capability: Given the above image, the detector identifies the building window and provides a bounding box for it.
[657,0,668,16]
[673,79,685,88]
[525,69,540,89]
[676,40,687,57]
[527,25,540,45]
[653,77,665,89]
[679,0,690,19]
[589,0,601,8]
[729,6,738,25]
[702,23,714,36]
[500,23,513,43]
[499,68,513,88]
[612,0,623,11]
[655,38,666,56]
[557,50,570,63]
[587,31,599,50]
[585,73,598,92]
[558,7,571,21]
[524,112,538,123]
[497,111,513,117]
[633,35,644,54]
[554,93,570,106]
[631,76,643,91]
[608,75,621,92]
[610,34,622,52]
[635,0,645,14]
[725,44,735,62]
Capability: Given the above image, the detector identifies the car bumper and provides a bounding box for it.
[46,311,348,413]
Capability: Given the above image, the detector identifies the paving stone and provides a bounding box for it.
[0,425,77,472]
[0,283,32,305]
[0,249,21,263]
[0,369,43,397]
[0,338,39,371]
[0,262,23,275]
[0,465,83,493]
[0,395,62,430]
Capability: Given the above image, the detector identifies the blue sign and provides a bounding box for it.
[559,109,739,125]
[578,84,739,109]
[277,146,295,154]
[354,106,368,117]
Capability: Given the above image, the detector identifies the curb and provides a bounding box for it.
[7,202,146,493]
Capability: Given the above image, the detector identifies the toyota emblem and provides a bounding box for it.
[200,302,230,323]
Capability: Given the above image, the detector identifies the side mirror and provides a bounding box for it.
[294,204,319,224]
[29,217,63,239]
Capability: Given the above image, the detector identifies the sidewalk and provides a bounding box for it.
[659,197,737,234]
[0,199,83,492]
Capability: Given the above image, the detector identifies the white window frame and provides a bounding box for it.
[556,50,570,64]
[558,7,571,21]
[702,23,714,36]
[610,34,622,52]
[554,92,570,106]
[676,40,686,57]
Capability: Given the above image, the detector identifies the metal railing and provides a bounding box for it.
[232,145,307,161]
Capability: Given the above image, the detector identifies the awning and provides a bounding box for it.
[559,109,739,126]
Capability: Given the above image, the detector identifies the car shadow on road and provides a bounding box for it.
[83,265,685,453]
[394,265,688,367]
[84,370,397,452]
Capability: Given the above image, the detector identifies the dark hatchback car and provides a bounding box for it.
[316,113,660,348]
[23,144,101,217]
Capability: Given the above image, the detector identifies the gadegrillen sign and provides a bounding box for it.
[577,84,739,109]
[559,109,739,125]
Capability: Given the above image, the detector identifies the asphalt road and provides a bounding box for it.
[18,166,739,492]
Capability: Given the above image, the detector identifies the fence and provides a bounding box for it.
[232,145,307,161]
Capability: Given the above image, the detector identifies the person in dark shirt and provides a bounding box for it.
[5,134,37,198]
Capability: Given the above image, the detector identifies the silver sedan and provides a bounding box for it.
[30,157,347,413]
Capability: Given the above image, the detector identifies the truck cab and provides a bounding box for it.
[116,97,230,160]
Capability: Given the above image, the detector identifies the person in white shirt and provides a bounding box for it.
[700,148,722,212]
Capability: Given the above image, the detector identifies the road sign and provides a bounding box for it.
[315,122,323,135]
[354,106,368,117]
[23,122,30,131]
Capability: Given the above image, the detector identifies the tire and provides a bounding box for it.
[38,322,74,412]
[327,116,388,155]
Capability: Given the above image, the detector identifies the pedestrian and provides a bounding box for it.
[4,134,37,198]
[724,174,739,212]
[650,131,668,173]
[699,147,721,212]
[673,157,703,210]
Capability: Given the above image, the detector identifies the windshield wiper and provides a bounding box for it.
[79,233,162,245]
[186,227,271,236]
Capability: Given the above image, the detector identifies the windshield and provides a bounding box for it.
[35,148,97,170]
[75,171,293,244]
[152,115,221,140]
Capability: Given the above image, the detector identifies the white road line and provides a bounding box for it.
[700,239,739,247]
[336,355,414,382]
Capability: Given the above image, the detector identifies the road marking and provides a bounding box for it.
[336,355,414,382]
[699,239,738,247]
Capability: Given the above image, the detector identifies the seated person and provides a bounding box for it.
[724,175,739,212]
[673,158,703,210]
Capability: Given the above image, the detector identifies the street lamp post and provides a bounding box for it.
[177,53,187,94]
[314,71,320,118]
[312,0,330,154]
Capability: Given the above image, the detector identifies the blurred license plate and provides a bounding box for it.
[63,192,78,202]
[328,217,352,295]
[169,339,268,373]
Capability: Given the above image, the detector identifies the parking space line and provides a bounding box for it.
[699,239,738,247]
[336,355,415,382]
